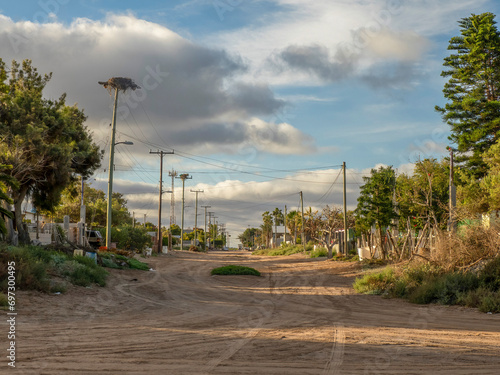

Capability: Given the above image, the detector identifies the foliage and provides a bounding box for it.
[211,265,261,276]
[396,159,451,230]
[65,256,108,287]
[253,244,306,256]
[355,166,397,259]
[0,59,101,243]
[0,292,7,307]
[435,12,500,178]
[309,247,329,258]
[127,258,150,271]
[98,226,152,252]
[238,227,260,248]
[0,164,18,236]
[261,211,273,248]
[0,245,108,292]
[354,255,500,313]
[286,210,301,245]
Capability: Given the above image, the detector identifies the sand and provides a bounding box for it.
[6,251,500,374]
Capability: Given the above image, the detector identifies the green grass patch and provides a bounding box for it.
[127,258,150,271]
[211,265,261,276]
[99,252,150,270]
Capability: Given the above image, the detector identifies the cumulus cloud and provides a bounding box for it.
[0,13,312,155]
[269,27,430,89]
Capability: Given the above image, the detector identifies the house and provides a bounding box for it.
[270,225,293,247]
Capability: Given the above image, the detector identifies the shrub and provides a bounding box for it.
[310,247,329,258]
[479,257,500,291]
[353,267,395,295]
[127,258,150,271]
[0,292,7,307]
[211,265,261,276]
[65,261,107,287]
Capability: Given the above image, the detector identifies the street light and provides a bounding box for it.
[115,141,134,146]
[99,77,140,249]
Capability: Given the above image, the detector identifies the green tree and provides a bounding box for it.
[0,164,19,237]
[286,210,301,244]
[355,166,397,259]
[238,227,259,248]
[0,59,101,243]
[46,182,132,228]
[436,13,500,177]
[396,159,450,230]
[261,211,273,248]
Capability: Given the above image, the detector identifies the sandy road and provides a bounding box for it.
[5,251,500,374]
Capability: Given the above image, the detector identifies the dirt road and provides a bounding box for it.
[7,251,500,374]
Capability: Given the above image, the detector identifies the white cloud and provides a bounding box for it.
[0,13,314,156]
[203,0,488,87]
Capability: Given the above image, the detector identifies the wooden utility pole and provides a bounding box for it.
[284,205,287,245]
[169,170,178,225]
[150,150,174,253]
[177,173,192,250]
[191,189,204,246]
[300,191,305,252]
[343,162,348,255]
[202,205,211,249]
[449,149,457,232]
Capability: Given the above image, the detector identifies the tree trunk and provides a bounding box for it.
[2,200,15,245]
[378,226,385,260]
[13,186,31,245]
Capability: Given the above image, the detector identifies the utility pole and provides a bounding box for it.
[448,148,457,232]
[150,150,174,254]
[177,173,192,250]
[99,77,139,249]
[144,214,146,226]
[191,189,204,246]
[300,191,305,252]
[132,212,135,228]
[343,162,348,255]
[208,212,214,249]
[169,170,178,225]
[213,218,218,249]
[202,205,211,250]
[284,205,287,245]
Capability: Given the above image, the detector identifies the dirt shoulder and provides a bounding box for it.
[5,251,500,374]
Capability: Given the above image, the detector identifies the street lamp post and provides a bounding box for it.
[99,77,140,249]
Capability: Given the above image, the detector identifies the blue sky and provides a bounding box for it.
[1,0,499,243]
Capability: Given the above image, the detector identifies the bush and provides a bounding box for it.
[479,257,500,291]
[211,265,261,276]
[353,267,395,295]
[253,244,305,256]
[354,258,500,313]
[0,292,7,307]
[127,258,150,271]
[310,247,329,258]
[63,260,108,287]
[0,246,51,292]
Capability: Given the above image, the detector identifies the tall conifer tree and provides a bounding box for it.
[436,13,500,178]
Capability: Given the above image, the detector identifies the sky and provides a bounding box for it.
[1,0,499,246]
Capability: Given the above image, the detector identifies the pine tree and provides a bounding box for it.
[436,13,500,178]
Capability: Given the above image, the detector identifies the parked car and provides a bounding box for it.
[86,230,103,249]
